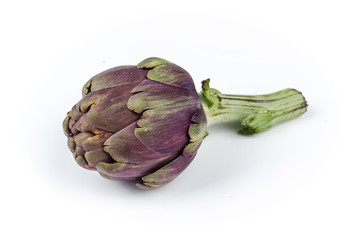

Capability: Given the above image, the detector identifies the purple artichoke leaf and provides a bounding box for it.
[134,105,194,154]
[103,122,176,166]
[62,112,72,137]
[74,156,90,170]
[66,137,76,153]
[84,149,111,168]
[127,80,202,154]
[80,86,139,133]
[128,80,199,112]
[82,65,147,96]
[136,154,196,189]
[96,162,153,181]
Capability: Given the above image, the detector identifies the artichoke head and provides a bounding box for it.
[63,57,207,189]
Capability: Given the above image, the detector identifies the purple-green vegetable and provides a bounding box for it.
[63,57,307,189]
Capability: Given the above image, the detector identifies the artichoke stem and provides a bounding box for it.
[200,79,307,135]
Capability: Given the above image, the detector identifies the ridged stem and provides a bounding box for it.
[200,79,307,135]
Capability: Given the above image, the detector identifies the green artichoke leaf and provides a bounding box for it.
[137,57,172,69]
[147,64,196,89]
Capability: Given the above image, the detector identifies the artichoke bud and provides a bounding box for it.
[63,57,207,188]
[63,57,307,189]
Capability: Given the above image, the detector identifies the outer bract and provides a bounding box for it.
[63,57,207,189]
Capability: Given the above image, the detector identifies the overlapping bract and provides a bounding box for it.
[63,57,207,189]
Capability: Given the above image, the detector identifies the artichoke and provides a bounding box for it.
[63,57,307,189]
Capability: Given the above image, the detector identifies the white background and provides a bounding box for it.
[1,0,359,239]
